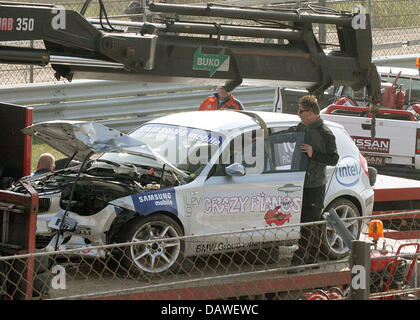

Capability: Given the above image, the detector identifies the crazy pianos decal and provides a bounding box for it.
[203,192,301,226]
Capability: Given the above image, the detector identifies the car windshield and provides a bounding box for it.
[99,123,225,175]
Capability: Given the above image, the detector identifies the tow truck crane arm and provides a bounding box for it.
[0,2,381,101]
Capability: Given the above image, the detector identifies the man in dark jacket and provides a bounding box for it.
[281,95,339,269]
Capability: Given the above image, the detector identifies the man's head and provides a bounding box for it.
[37,153,56,172]
[216,86,232,100]
[297,95,321,126]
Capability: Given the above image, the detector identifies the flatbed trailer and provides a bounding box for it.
[1,174,420,300]
[373,174,420,240]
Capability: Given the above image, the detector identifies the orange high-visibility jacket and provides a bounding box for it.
[198,94,244,111]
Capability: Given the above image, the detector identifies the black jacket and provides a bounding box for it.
[281,118,339,188]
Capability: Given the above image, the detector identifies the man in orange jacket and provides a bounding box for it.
[198,85,244,111]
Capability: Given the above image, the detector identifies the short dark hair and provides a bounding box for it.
[299,95,320,114]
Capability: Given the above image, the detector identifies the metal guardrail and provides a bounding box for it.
[0,81,215,105]
[0,81,275,132]
[373,54,419,69]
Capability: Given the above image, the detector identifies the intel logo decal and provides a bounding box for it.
[335,156,360,187]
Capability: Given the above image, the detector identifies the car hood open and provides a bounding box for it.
[22,120,189,178]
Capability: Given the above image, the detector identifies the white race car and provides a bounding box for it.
[13,110,375,275]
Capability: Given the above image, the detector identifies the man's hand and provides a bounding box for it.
[300,144,313,158]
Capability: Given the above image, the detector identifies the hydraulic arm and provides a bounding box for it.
[0,1,381,100]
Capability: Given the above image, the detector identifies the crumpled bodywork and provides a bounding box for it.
[14,121,190,254]
[22,120,153,161]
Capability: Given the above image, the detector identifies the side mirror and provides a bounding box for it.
[225,163,245,176]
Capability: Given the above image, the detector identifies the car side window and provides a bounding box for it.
[212,130,266,176]
[270,138,296,170]
[267,129,307,172]
[210,129,307,177]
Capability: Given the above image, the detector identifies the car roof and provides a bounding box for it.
[147,110,302,135]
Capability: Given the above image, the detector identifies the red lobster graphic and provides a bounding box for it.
[264,206,292,226]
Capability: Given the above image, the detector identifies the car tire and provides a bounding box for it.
[321,198,361,260]
[119,214,190,276]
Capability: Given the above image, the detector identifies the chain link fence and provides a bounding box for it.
[0,0,419,85]
[1,205,420,300]
[1,0,419,302]
[324,0,420,57]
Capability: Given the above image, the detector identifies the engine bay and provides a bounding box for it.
[10,158,186,216]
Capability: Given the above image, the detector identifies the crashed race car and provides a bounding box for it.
[9,110,375,275]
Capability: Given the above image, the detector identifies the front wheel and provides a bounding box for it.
[321,198,361,260]
[119,214,186,276]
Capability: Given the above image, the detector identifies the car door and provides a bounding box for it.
[190,129,307,254]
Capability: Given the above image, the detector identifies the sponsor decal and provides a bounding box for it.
[352,136,390,153]
[1,7,64,32]
[335,156,361,187]
[131,188,178,216]
[364,155,385,166]
[135,124,223,147]
[0,17,38,32]
[0,18,13,31]
[193,48,230,77]
[74,226,91,236]
[264,205,292,226]
[196,241,261,254]
[203,193,301,215]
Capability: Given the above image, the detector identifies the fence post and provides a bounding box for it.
[29,40,34,84]
[349,240,370,300]
[318,0,326,47]
[368,0,374,28]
